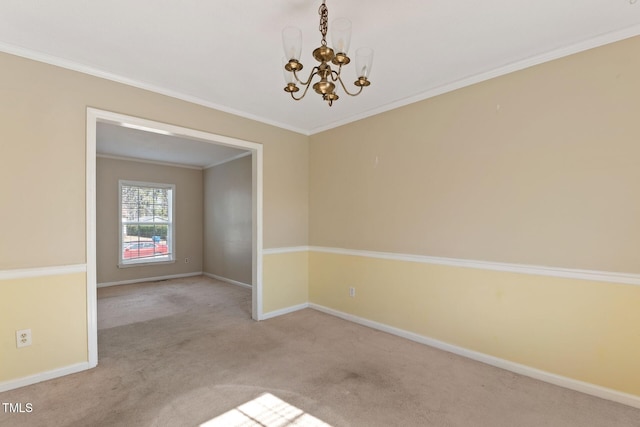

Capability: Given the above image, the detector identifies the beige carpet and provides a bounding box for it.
[1,276,639,426]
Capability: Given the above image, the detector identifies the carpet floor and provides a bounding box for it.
[1,276,639,426]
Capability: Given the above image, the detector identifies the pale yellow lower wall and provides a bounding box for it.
[0,273,88,383]
[262,251,309,314]
[309,251,640,397]
[4,253,638,400]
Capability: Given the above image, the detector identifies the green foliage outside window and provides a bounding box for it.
[125,225,168,240]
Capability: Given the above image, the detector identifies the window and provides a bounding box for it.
[119,180,174,266]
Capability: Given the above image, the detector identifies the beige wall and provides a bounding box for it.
[308,36,640,398]
[96,157,204,284]
[203,155,252,285]
[0,50,308,384]
[263,135,309,249]
[0,51,308,271]
[310,36,640,274]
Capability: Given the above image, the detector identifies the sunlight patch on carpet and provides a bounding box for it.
[200,392,332,427]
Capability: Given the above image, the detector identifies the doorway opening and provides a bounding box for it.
[86,108,263,367]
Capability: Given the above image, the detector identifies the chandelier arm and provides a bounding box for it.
[329,67,341,82]
[290,78,315,101]
[293,66,320,87]
[336,74,364,97]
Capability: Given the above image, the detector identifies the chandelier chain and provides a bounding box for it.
[318,0,328,46]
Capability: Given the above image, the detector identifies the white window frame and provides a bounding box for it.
[118,179,175,267]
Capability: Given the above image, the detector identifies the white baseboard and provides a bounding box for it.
[261,303,309,320]
[97,272,203,288]
[309,303,640,409]
[0,362,92,393]
[204,272,252,289]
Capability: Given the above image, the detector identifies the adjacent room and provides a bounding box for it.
[95,120,256,353]
[1,1,640,426]
[95,120,254,292]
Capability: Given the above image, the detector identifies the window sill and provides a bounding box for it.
[118,258,175,269]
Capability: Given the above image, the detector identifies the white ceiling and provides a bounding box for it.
[1,1,640,136]
[96,122,249,169]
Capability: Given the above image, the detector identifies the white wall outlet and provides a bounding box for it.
[16,329,32,348]
[184,257,190,263]
[349,287,356,297]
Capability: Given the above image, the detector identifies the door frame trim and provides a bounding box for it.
[86,107,264,367]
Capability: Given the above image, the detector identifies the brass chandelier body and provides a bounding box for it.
[283,1,372,106]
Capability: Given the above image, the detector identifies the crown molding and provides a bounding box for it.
[96,153,203,170]
[307,24,640,135]
[3,24,640,137]
[0,42,309,136]
[204,151,252,169]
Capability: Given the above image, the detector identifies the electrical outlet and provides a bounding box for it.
[184,257,190,263]
[16,329,32,348]
[349,287,356,297]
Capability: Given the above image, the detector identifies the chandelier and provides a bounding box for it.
[282,0,373,106]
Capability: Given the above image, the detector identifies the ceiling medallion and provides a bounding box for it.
[282,0,373,106]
